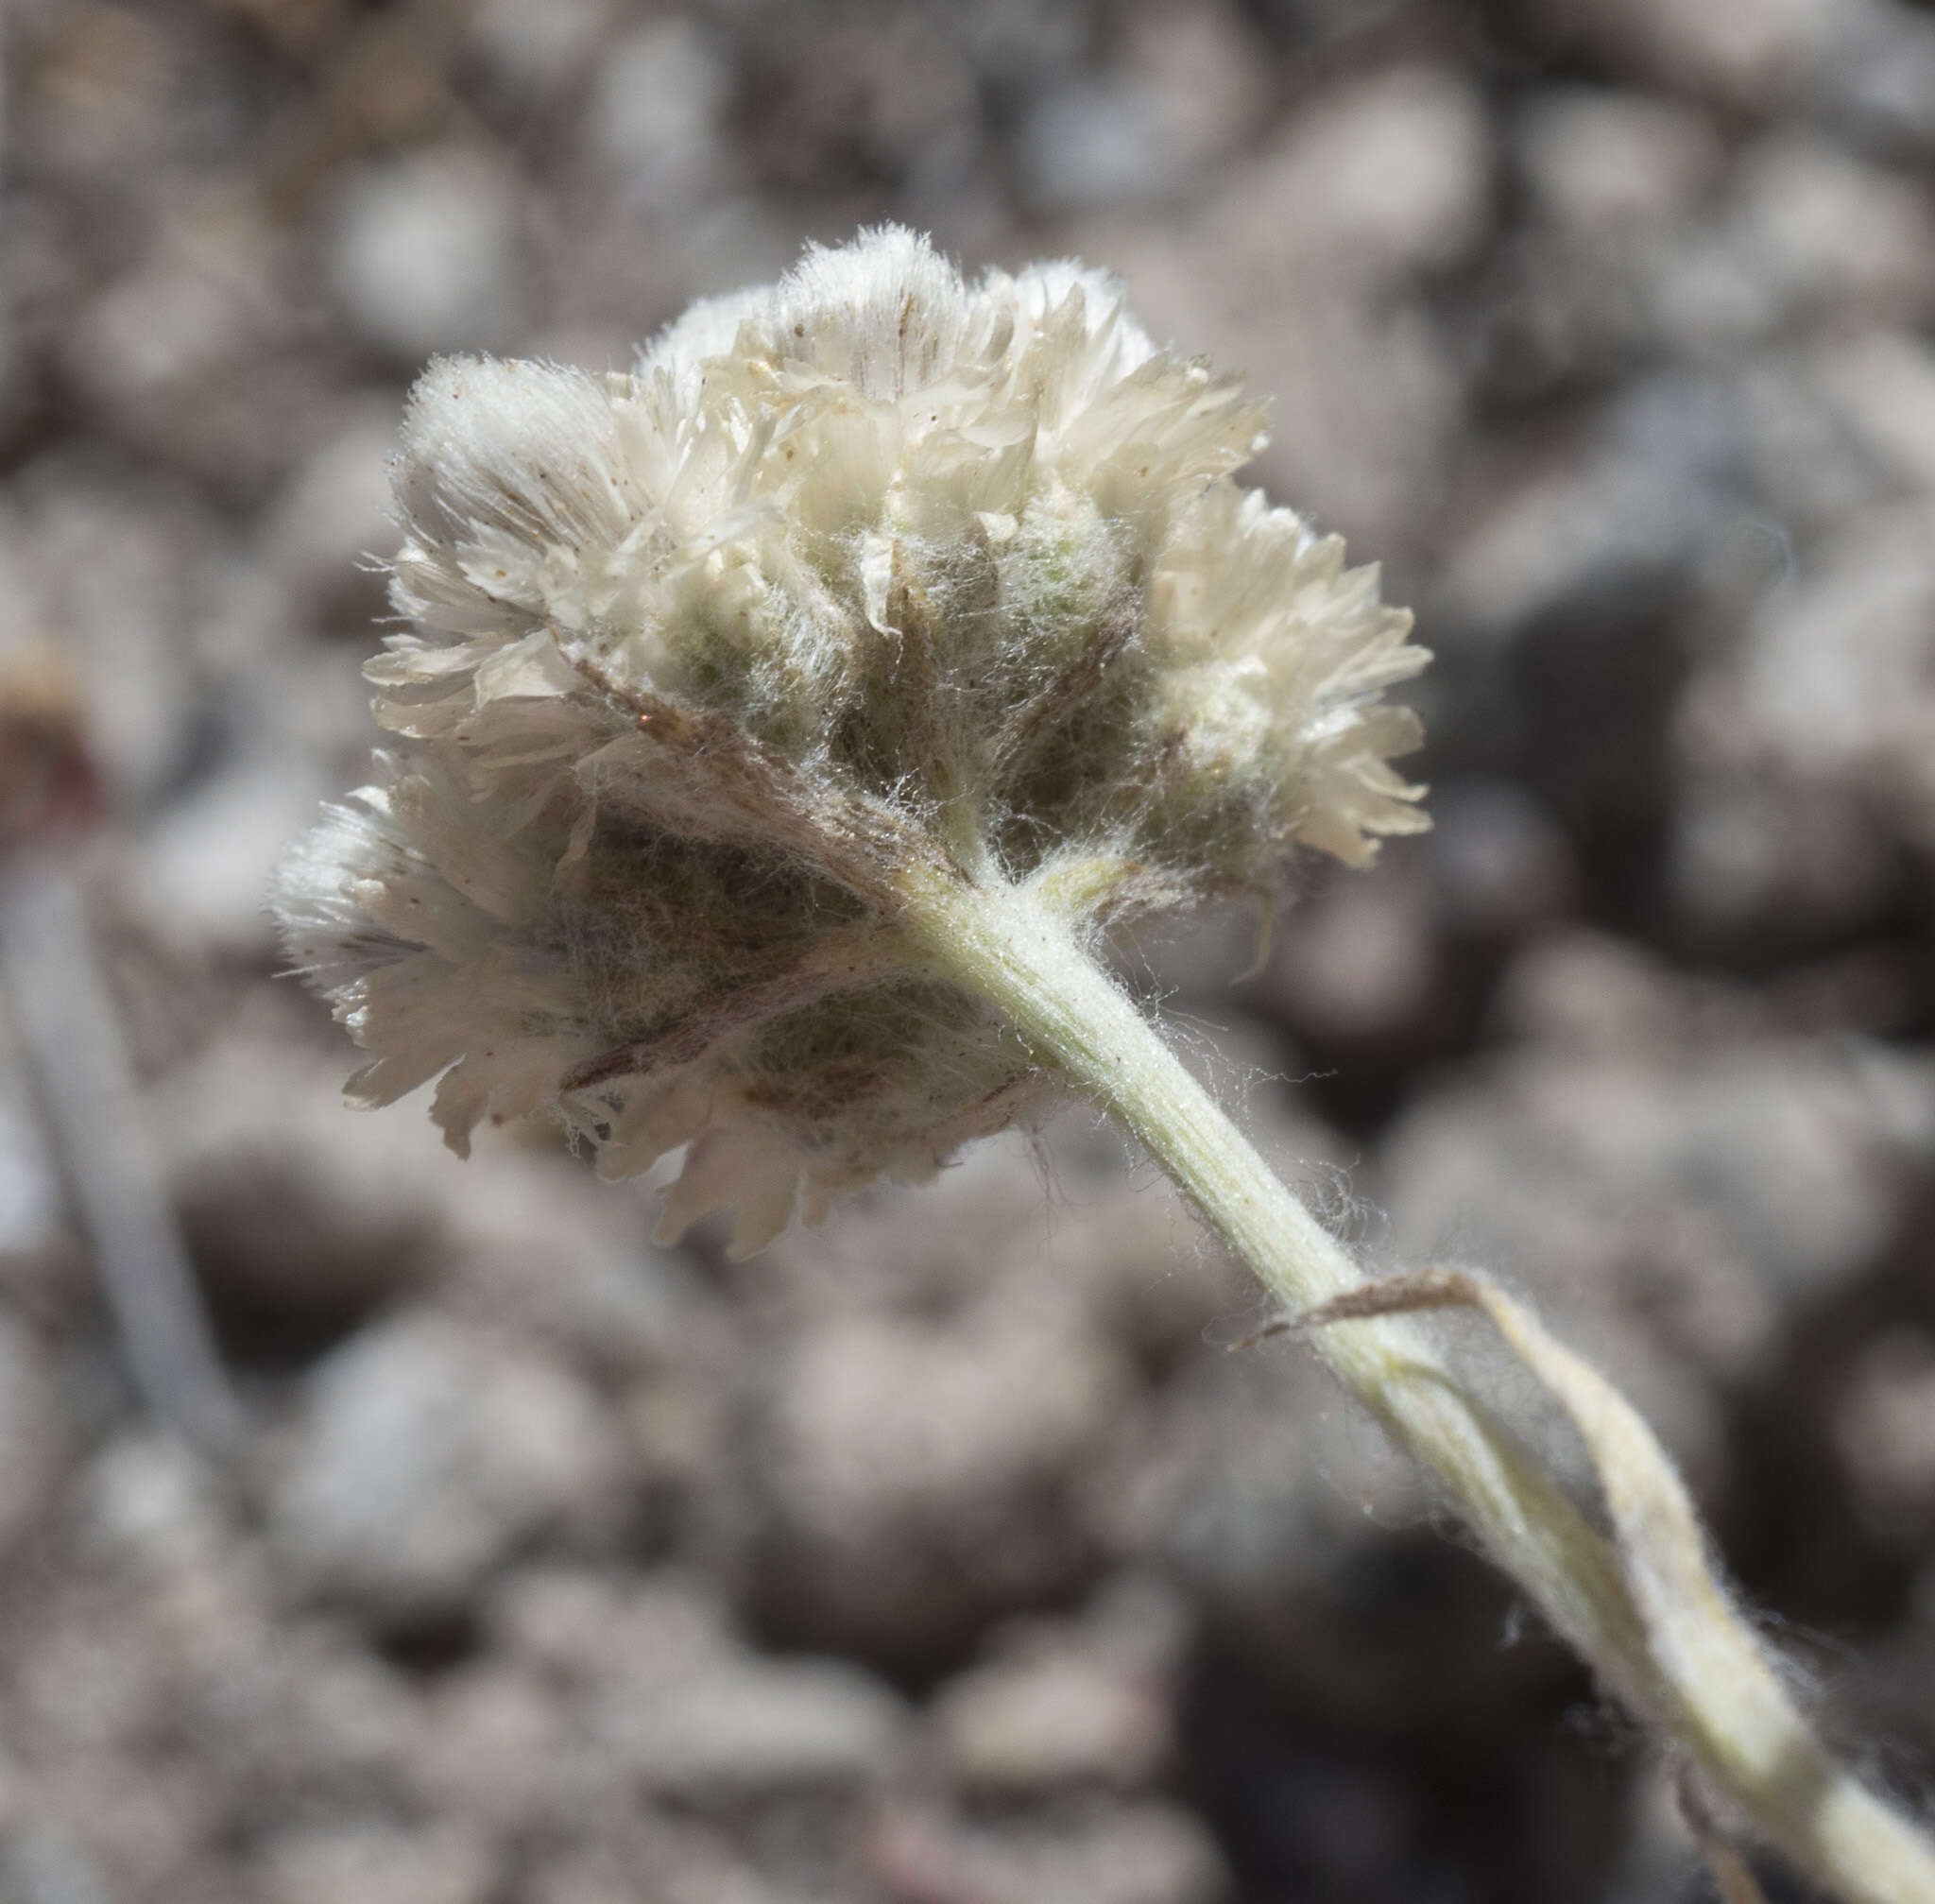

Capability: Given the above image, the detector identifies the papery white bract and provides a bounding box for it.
[273,227,1428,1255]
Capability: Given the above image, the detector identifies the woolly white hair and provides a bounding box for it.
[274,227,1427,1254]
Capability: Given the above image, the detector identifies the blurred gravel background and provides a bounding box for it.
[4,0,1935,1898]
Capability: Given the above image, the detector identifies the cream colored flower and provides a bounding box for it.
[274,227,1427,1253]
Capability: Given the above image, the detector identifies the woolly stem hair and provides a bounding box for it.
[899,859,1935,1904]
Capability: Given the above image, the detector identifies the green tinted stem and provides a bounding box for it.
[897,859,1935,1904]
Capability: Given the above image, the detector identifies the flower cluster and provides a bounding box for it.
[274,228,1427,1253]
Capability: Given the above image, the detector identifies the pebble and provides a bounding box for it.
[272,1312,623,1610]
[1516,88,1722,237]
[259,1822,494,1904]
[590,1652,905,1797]
[1835,1329,1935,1537]
[931,1635,1169,1793]
[160,1038,460,1346]
[750,1278,1133,1662]
[326,147,525,360]
[585,19,729,202]
[1257,65,1493,280]
[1014,77,1181,214]
[8,2,1935,1895]
[866,1798,1228,1904]
[261,400,402,609]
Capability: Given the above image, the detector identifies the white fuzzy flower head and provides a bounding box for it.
[274,228,1428,1255]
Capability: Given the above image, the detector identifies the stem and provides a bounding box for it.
[897,861,1935,1904]
[0,864,245,1456]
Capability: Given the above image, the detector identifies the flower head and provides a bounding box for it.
[274,228,1428,1254]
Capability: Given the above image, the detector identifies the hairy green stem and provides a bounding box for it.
[897,860,1935,1904]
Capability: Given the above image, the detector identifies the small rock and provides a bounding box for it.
[1491,932,1707,1055]
[139,747,336,957]
[77,1434,224,1573]
[1812,328,1935,495]
[1265,868,1437,1044]
[260,400,400,609]
[259,1821,493,1904]
[410,1661,569,1826]
[18,4,178,179]
[435,1165,703,1383]
[1081,1345,1544,1733]
[931,1635,1169,1793]
[1729,504,1935,780]
[1824,3,1935,154]
[65,205,293,416]
[1500,89,1724,380]
[1099,66,1480,545]
[490,1566,728,1686]
[591,1652,906,1798]
[1256,66,1492,281]
[1383,984,1935,1468]
[772,1121,1262,1370]
[1578,0,1845,108]
[266,1637,423,1788]
[1121,0,1269,178]
[584,19,729,203]
[468,0,613,96]
[1667,778,1896,936]
[161,1038,458,1354]
[866,1798,1228,1904]
[1731,135,1935,324]
[526,1820,789,1904]
[326,146,524,360]
[1835,1329,1935,1538]
[1443,372,1743,640]
[1015,77,1181,214]
[491,1564,906,1799]
[272,1311,623,1610]
[1421,779,1578,937]
[3,1829,114,1904]
[748,1267,1133,1663]
[1516,88,1722,238]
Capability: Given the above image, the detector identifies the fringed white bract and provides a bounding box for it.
[273,228,1428,1251]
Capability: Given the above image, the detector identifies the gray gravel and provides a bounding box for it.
[4,0,1935,1898]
